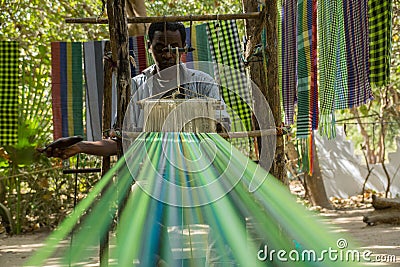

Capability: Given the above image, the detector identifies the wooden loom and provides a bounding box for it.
[65,7,280,266]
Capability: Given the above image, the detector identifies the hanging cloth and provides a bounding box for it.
[51,42,84,140]
[183,24,214,76]
[206,20,252,134]
[0,41,19,145]
[129,36,147,77]
[317,0,348,138]
[342,0,373,109]
[281,0,298,126]
[296,0,317,138]
[368,0,393,87]
[83,41,105,141]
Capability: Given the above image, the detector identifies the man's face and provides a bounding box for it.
[149,30,184,72]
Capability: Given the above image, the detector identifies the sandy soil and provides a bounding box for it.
[0,208,399,267]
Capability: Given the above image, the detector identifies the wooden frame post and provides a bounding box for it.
[242,0,286,183]
[106,0,132,157]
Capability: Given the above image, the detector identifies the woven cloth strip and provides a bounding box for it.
[318,0,347,138]
[281,0,298,126]
[368,0,393,87]
[206,20,252,133]
[183,27,194,63]
[183,24,215,77]
[51,42,84,140]
[296,0,313,138]
[311,0,318,130]
[278,0,284,122]
[0,41,19,145]
[84,41,105,141]
[342,0,373,108]
[129,36,147,78]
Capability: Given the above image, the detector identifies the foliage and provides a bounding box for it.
[146,0,241,17]
[0,0,108,234]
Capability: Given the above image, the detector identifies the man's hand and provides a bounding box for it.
[43,144,81,160]
[37,136,83,159]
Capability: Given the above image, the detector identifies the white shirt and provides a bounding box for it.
[123,63,230,132]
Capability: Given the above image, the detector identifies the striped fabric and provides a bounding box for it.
[0,41,19,145]
[296,0,314,138]
[183,25,214,76]
[342,0,373,108]
[368,0,393,87]
[83,41,105,141]
[51,42,84,140]
[206,20,252,134]
[278,0,284,122]
[311,0,318,130]
[129,36,147,77]
[281,0,298,126]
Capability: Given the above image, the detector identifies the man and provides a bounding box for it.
[45,21,229,159]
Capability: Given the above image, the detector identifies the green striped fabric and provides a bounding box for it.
[0,41,19,145]
[296,0,312,138]
[368,0,393,87]
[194,24,214,76]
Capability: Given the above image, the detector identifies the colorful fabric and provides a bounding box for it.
[281,0,298,126]
[311,0,318,130]
[368,0,393,87]
[317,0,347,138]
[0,41,19,145]
[296,0,313,138]
[183,24,214,77]
[51,42,84,140]
[342,0,373,108]
[278,0,284,122]
[129,36,147,77]
[83,41,105,141]
[206,20,252,134]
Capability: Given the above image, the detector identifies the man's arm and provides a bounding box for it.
[45,139,118,159]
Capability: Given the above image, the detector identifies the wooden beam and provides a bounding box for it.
[121,129,282,140]
[65,12,261,24]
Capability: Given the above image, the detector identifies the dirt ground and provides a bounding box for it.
[0,207,399,267]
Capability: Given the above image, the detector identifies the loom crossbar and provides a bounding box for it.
[65,12,261,24]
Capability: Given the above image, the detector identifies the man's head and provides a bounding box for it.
[147,22,186,72]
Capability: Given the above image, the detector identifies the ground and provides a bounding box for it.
[1,190,400,266]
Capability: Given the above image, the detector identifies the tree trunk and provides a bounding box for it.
[106,0,131,157]
[242,0,286,184]
[304,136,332,209]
